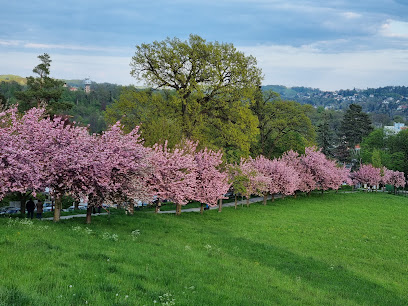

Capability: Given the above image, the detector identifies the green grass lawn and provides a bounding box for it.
[1,192,407,305]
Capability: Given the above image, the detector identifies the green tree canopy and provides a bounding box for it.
[250,89,315,157]
[361,128,408,173]
[126,35,262,161]
[105,88,183,148]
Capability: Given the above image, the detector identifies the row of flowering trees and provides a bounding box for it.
[0,107,231,222]
[235,147,351,207]
[1,107,406,223]
[351,164,406,193]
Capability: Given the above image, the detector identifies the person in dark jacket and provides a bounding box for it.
[26,199,35,219]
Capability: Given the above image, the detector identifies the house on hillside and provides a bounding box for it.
[384,122,407,134]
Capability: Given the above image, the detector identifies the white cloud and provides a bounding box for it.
[380,19,408,38]
[0,51,138,86]
[0,40,21,46]
[2,41,408,91]
[341,11,362,19]
[23,42,133,54]
[238,44,408,90]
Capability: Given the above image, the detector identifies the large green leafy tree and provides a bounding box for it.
[127,34,262,160]
[16,53,72,115]
[340,104,373,148]
[105,88,183,148]
[250,89,315,157]
[361,128,408,173]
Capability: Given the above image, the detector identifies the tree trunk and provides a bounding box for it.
[218,199,223,212]
[321,189,324,195]
[19,192,27,216]
[234,195,237,209]
[176,203,182,215]
[53,196,62,222]
[128,201,134,215]
[246,197,250,207]
[294,191,297,199]
[74,200,79,210]
[200,203,204,215]
[263,194,267,206]
[155,200,162,213]
[271,194,275,202]
[86,207,92,224]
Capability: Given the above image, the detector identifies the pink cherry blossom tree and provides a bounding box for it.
[0,107,43,213]
[252,155,300,204]
[148,140,197,215]
[26,110,95,221]
[382,168,406,194]
[240,157,270,207]
[301,147,351,193]
[281,150,315,195]
[350,164,381,190]
[78,123,152,223]
[194,148,230,214]
[268,158,300,200]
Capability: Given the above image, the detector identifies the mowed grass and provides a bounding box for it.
[0,192,407,305]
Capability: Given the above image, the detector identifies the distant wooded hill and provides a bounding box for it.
[263,85,408,119]
[0,75,27,85]
[2,75,408,127]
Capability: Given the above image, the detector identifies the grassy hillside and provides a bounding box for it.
[0,75,27,85]
[1,192,407,305]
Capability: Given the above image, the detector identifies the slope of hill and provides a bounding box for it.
[0,75,27,85]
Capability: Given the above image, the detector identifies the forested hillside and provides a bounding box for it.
[0,77,125,133]
[264,85,408,126]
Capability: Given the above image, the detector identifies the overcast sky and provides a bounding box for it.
[1,0,408,90]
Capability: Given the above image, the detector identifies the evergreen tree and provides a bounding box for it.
[15,53,73,115]
[316,112,335,157]
[340,104,373,148]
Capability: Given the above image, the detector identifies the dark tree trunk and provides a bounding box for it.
[86,207,92,224]
[294,191,297,199]
[271,194,275,202]
[74,200,79,210]
[200,203,204,215]
[19,192,28,216]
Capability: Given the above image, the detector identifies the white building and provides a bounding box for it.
[384,122,406,134]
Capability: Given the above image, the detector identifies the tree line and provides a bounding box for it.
[1,106,404,224]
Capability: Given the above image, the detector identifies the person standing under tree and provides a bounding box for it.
[26,199,35,219]
[36,200,44,220]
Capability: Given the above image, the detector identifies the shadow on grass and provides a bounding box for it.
[222,236,406,305]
